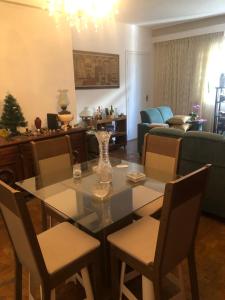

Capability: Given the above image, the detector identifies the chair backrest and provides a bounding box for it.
[31,135,73,187]
[0,180,47,282]
[142,134,181,182]
[140,108,164,124]
[154,165,210,276]
[157,106,173,123]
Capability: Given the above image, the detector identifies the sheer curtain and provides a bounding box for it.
[153,32,225,130]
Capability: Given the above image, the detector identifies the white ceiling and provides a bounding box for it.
[2,0,225,27]
[117,0,225,26]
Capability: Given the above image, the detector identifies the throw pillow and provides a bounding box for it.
[169,123,191,132]
[148,123,169,129]
[167,115,191,125]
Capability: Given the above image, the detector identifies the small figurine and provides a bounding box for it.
[34,117,42,131]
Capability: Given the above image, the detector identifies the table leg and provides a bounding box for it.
[142,276,155,300]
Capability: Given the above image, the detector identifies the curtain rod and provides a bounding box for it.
[0,0,43,10]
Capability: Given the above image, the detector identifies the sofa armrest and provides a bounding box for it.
[137,123,151,154]
[137,123,170,154]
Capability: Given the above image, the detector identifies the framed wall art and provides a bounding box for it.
[73,50,120,89]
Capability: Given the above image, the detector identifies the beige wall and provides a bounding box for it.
[0,2,76,128]
[0,1,153,130]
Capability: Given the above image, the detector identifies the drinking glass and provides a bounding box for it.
[73,163,81,179]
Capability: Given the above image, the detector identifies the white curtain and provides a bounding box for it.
[153,32,225,130]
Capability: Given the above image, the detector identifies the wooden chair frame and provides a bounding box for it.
[0,181,101,300]
[31,135,74,230]
[31,135,74,178]
[142,134,182,178]
[110,165,211,300]
[134,134,182,219]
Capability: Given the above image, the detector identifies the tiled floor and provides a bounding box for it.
[0,139,225,299]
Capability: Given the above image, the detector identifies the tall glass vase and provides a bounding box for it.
[95,131,112,183]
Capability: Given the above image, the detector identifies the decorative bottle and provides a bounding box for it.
[95,131,112,183]
[110,105,114,117]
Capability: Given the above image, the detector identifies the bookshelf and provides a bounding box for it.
[96,116,127,149]
[213,87,225,134]
[87,116,127,159]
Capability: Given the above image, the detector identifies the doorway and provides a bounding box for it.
[126,51,151,140]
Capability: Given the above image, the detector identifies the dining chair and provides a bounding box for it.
[31,135,74,229]
[135,134,181,218]
[0,180,101,300]
[31,135,74,187]
[107,164,211,300]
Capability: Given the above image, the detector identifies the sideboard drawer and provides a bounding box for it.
[0,146,23,180]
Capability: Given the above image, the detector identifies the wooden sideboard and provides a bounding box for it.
[0,128,87,184]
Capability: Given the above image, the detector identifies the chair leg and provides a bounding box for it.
[65,274,77,285]
[110,248,120,300]
[91,254,102,300]
[142,276,155,300]
[177,263,186,300]
[29,273,40,300]
[15,254,22,300]
[41,202,48,231]
[49,216,52,228]
[81,267,94,300]
[120,262,126,300]
[41,286,55,300]
[188,251,200,300]
[50,289,56,300]
[41,287,50,300]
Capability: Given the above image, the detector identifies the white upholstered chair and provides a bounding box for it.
[135,134,181,218]
[31,135,75,229]
[108,165,210,300]
[0,180,101,300]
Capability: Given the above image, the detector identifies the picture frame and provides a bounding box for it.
[73,50,120,89]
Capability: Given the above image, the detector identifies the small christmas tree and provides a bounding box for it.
[0,94,27,134]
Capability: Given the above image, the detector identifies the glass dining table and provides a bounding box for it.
[16,157,166,291]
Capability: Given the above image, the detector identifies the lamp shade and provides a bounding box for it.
[58,89,69,109]
[80,107,93,118]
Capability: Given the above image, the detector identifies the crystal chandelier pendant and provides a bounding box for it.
[45,0,119,31]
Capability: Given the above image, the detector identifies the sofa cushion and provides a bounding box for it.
[181,131,225,167]
[140,108,164,124]
[149,127,185,138]
[169,123,191,132]
[167,115,191,125]
[157,106,173,122]
[148,123,169,129]
[147,128,225,218]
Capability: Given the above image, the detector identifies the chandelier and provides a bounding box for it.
[45,0,119,31]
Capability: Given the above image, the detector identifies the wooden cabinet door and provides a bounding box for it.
[19,143,35,179]
[0,146,23,182]
[69,132,87,163]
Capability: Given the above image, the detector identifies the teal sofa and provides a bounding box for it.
[138,106,173,153]
[148,127,225,218]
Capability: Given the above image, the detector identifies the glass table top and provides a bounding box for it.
[16,158,166,233]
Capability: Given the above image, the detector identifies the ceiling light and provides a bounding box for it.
[44,0,119,31]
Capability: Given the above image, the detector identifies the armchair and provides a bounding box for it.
[138,106,173,154]
[138,106,191,154]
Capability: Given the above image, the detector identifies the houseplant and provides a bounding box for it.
[189,104,200,121]
[0,94,27,135]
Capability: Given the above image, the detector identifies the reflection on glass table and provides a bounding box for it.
[16,158,165,234]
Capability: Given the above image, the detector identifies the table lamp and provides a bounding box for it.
[79,107,93,128]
